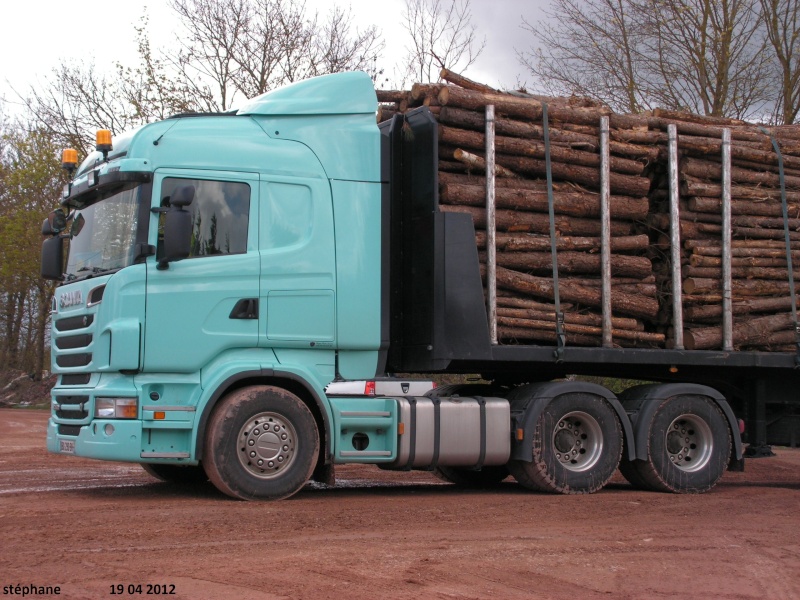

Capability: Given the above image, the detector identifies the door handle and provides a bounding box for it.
[229,298,259,320]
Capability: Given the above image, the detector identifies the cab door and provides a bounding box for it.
[144,169,260,372]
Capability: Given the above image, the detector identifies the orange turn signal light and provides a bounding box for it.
[119,404,138,419]
[398,422,405,435]
[154,411,166,420]
[516,428,525,441]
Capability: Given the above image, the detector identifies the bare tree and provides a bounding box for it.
[22,0,384,152]
[401,0,485,84]
[169,0,383,108]
[519,0,647,113]
[640,0,771,119]
[761,0,800,124]
[21,62,136,157]
[522,0,773,120]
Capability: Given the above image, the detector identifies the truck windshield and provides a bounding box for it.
[64,183,142,280]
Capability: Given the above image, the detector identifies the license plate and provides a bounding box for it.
[59,439,75,454]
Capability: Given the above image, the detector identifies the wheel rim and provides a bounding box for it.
[237,412,297,479]
[551,411,604,472]
[665,414,713,472]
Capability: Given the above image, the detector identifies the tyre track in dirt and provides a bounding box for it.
[2,409,799,600]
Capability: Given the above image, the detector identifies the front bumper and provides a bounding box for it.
[47,373,199,464]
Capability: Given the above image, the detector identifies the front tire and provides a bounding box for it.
[203,386,319,501]
[509,393,622,494]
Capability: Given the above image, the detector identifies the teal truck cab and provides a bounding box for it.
[41,71,795,500]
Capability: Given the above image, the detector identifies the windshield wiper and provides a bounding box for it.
[72,266,116,280]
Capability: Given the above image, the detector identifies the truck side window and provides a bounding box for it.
[159,177,250,257]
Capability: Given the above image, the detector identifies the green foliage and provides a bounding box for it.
[0,123,64,379]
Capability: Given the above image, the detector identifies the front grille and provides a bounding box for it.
[56,353,92,368]
[61,374,91,385]
[54,395,90,420]
[58,425,83,436]
[53,306,95,372]
[55,334,93,350]
[55,315,94,332]
[56,409,88,419]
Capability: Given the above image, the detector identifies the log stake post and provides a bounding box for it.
[669,124,685,349]
[721,128,733,351]
[486,104,498,345]
[600,116,613,348]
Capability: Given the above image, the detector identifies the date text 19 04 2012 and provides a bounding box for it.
[110,584,176,595]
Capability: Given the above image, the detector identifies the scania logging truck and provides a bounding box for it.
[42,71,799,500]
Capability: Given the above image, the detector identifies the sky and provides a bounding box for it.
[0,0,548,116]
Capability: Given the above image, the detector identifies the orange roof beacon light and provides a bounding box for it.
[61,148,78,174]
[96,129,113,160]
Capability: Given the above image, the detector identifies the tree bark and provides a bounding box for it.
[437,85,613,125]
[451,149,520,177]
[475,231,650,253]
[681,177,800,202]
[480,250,653,279]
[497,316,665,344]
[683,277,800,296]
[684,313,795,350]
[684,296,797,321]
[439,125,646,176]
[442,204,633,236]
[680,157,800,190]
[440,182,648,219]
[495,266,660,319]
[492,153,652,196]
[439,69,498,93]
[688,196,800,218]
[498,306,643,330]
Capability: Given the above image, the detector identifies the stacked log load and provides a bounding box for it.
[376,70,800,352]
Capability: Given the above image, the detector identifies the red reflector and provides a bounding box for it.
[739,419,745,434]
[364,381,376,396]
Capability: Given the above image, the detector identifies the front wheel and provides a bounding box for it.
[203,386,319,501]
[508,393,622,494]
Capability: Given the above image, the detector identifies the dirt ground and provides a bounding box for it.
[1,409,799,600]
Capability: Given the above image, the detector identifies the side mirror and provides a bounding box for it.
[41,235,65,280]
[158,185,195,270]
[171,185,194,208]
[42,209,67,236]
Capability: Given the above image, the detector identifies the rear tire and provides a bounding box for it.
[433,465,510,487]
[203,386,319,501]
[141,463,209,484]
[509,393,622,494]
[621,395,731,493]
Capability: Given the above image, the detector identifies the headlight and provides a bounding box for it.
[95,397,138,419]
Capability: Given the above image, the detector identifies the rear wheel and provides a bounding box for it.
[433,465,510,487]
[141,463,209,484]
[621,395,731,493]
[203,386,319,501]
[509,393,622,494]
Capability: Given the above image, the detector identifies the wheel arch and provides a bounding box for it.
[194,369,331,473]
[619,382,743,464]
[509,381,635,462]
